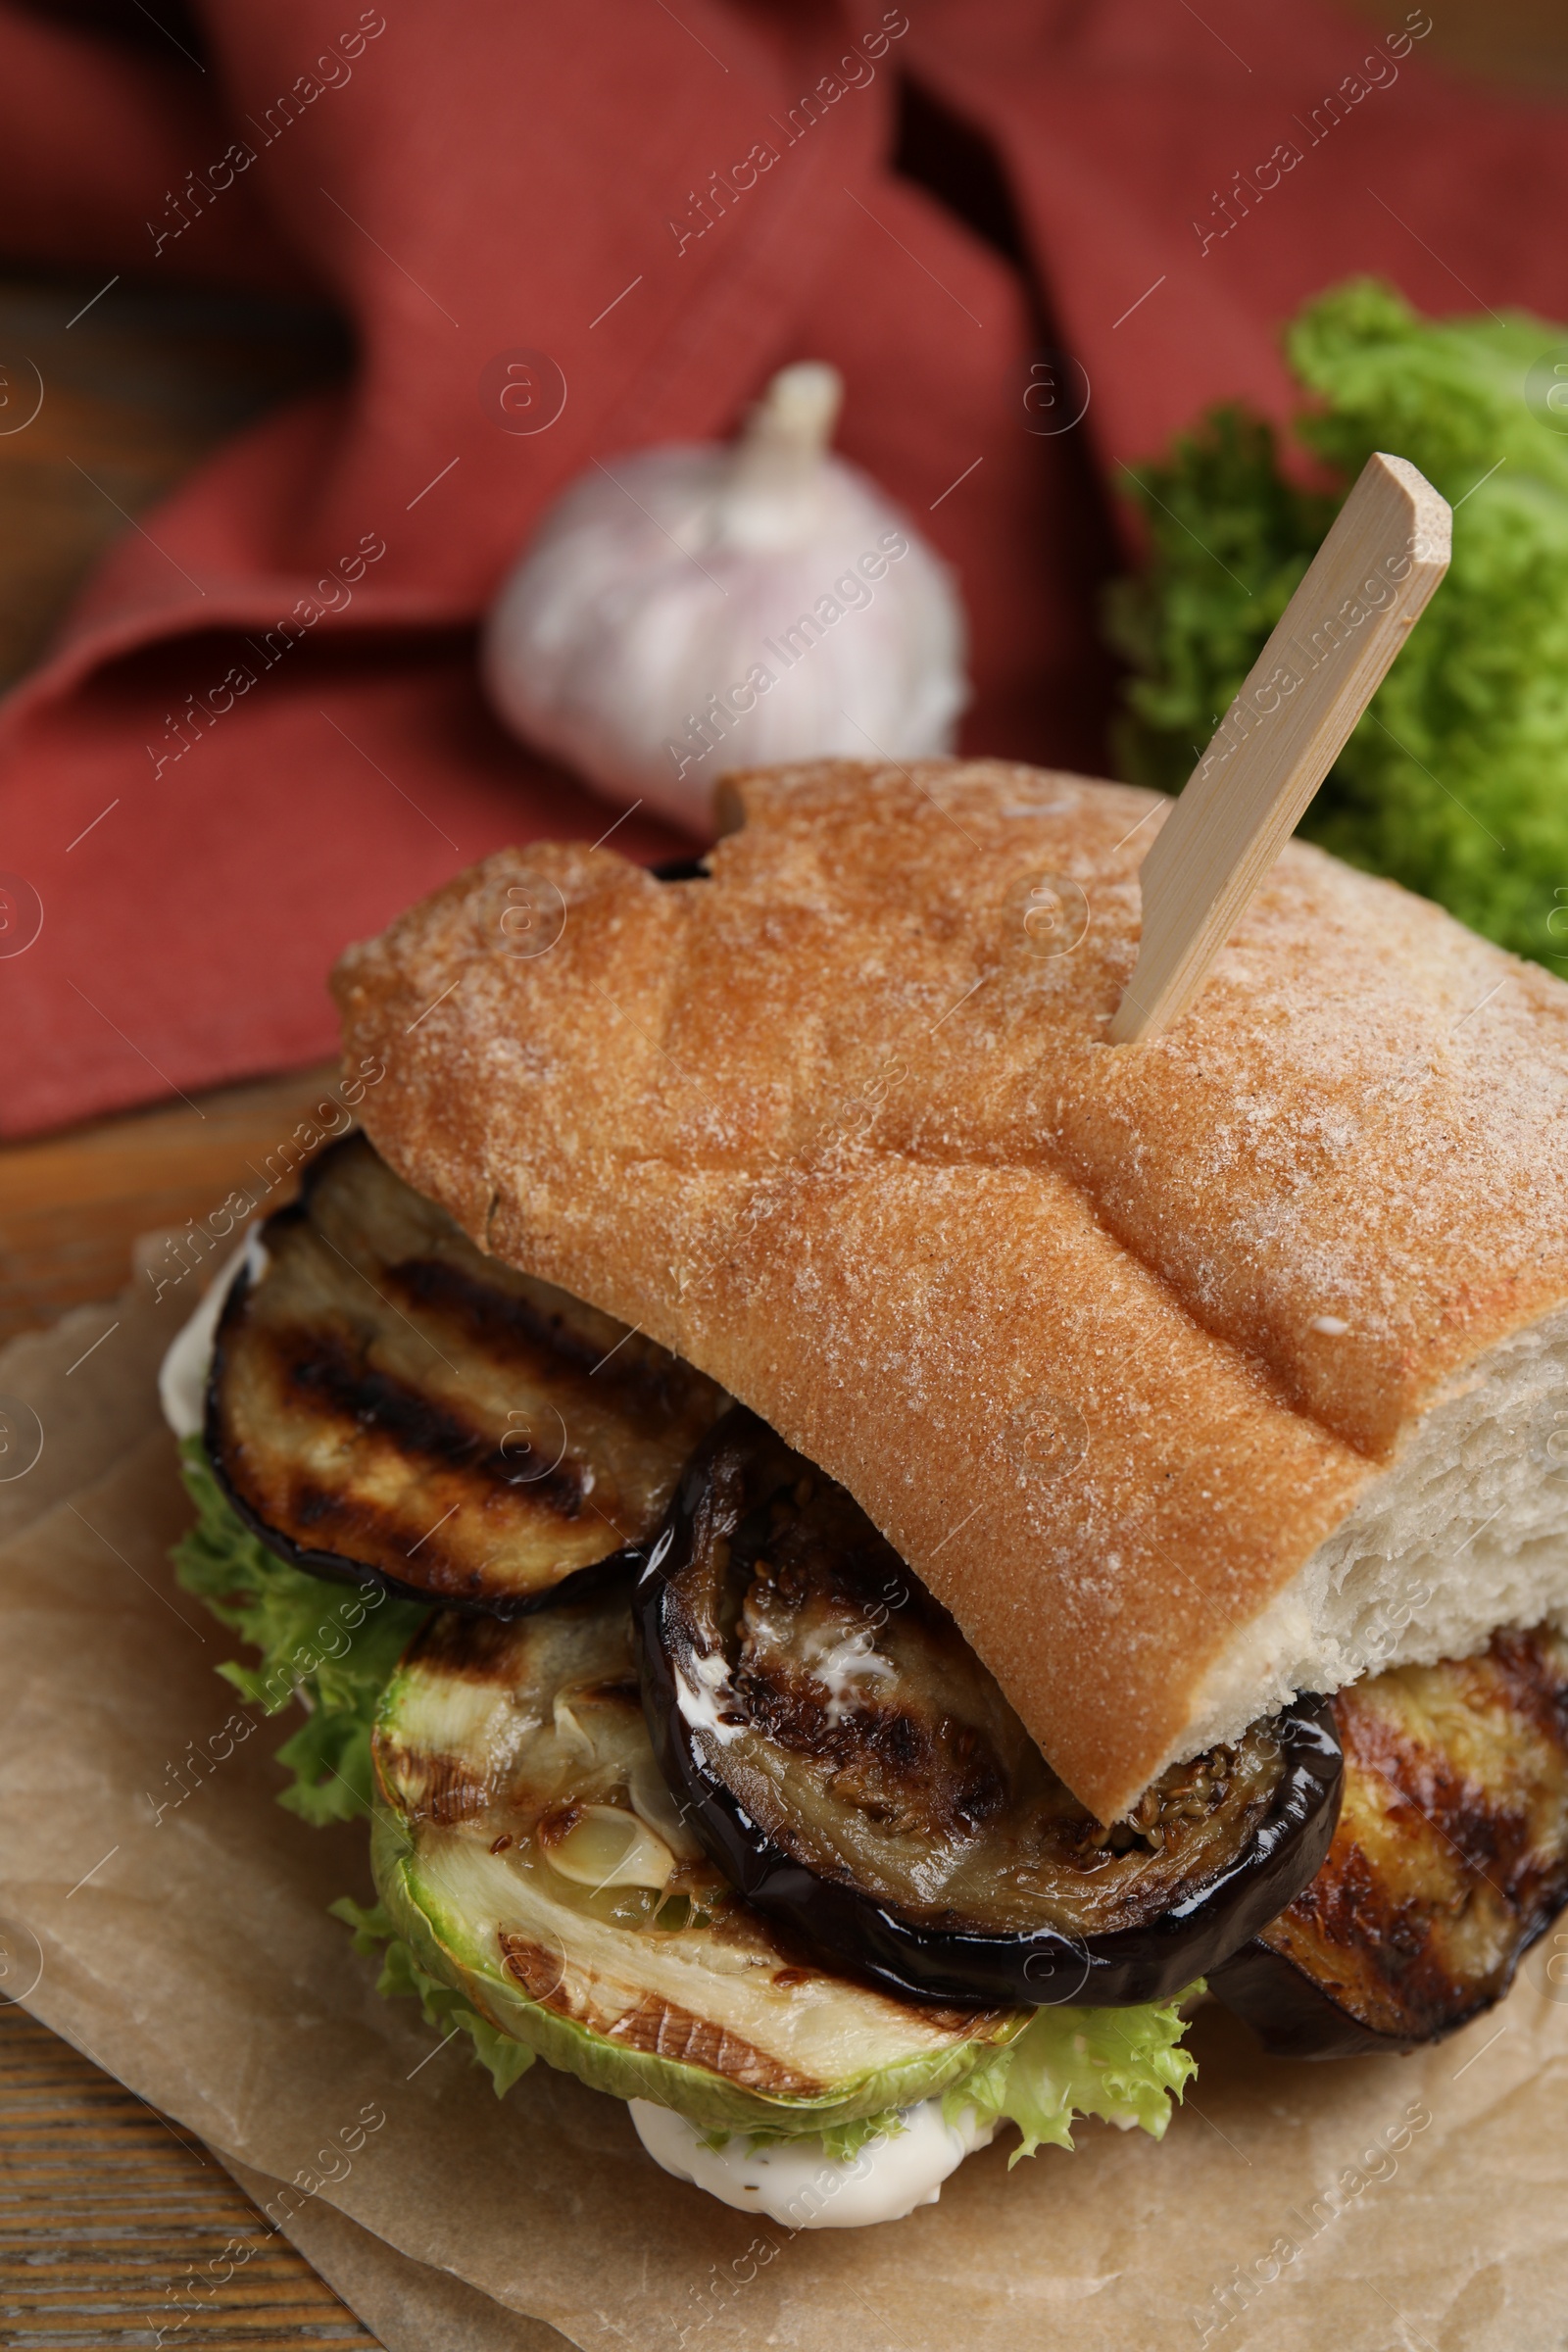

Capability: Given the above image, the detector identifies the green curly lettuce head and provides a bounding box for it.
[1107,275,1568,969]
[171,1436,429,1823]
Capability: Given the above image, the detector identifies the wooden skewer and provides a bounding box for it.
[1109,451,1451,1045]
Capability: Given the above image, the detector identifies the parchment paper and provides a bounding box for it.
[218,2152,569,2352]
[4,1265,1568,2352]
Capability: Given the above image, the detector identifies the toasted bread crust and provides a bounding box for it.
[331,760,1568,1818]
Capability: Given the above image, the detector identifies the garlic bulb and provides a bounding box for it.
[481,362,968,833]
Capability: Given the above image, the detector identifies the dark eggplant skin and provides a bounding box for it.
[635,1413,1345,2011]
[1204,1941,1409,2060]
[205,1133,726,1617]
[1211,1627,1568,2056]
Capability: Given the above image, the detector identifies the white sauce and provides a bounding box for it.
[803,1626,898,1726]
[629,2098,994,2229]
[158,1232,265,1439]
[673,1649,746,1747]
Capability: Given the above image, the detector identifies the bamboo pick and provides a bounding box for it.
[1109,451,1451,1045]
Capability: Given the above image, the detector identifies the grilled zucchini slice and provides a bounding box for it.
[1212,1627,1568,2054]
[208,1134,728,1613]
[370,1586,1023,2136]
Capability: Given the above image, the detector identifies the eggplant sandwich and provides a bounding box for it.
[164,760,1568,2228]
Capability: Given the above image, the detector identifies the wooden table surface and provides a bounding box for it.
[0,2006,375,2352]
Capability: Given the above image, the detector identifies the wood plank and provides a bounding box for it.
[0,2005,380,2349]
[0,1063,340,1348]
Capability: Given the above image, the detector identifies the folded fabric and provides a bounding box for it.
[0,0,1564,1135]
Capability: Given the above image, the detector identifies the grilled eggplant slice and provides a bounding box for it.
[1211,1627,1568,2055]
[636,1413,1343,2009]
[370,1586,1024,2136]
[209,1133,728,1613]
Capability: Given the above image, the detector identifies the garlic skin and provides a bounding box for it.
[481,363,968,833]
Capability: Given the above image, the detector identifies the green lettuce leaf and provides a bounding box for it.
[945,1989,1199,2165]
[1108,275,1568,968]
[330,1897,536,2096]
[814,2112,906,2161]
[171,1436,429,1823]
[716,2109,909,2161]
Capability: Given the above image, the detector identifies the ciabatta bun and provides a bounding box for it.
[331,760,1568,1821]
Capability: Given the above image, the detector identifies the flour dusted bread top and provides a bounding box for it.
[331,760,1568,1820]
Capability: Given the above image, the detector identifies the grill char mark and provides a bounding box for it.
[278,1325,587,1518]
[276,1476,533,1600]
[379,1744,494,1827]
[495,1933,826,2094]
[415,1614,535,1682]
[732,1483,1013,1846]
[387,1254,696,1426]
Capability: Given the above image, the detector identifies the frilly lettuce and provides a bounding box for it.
[1107,275,1568,968]
[170,1456,529,2093]
[946,1990,1199,2165]
[720,2109,909,2162]
[170,1436,428,1823]
[330,1896,537,2096]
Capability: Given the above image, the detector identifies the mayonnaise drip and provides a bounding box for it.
[673,1648,746,1747]
[157,1230,264,1440]
[629,2098,994,2229]
[803,1625,898,1725]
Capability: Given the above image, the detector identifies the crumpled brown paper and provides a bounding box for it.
[4,1257,1568,2352]
[218,2151,568,2352]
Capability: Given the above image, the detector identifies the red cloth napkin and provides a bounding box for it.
[1,0,1564,1136]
